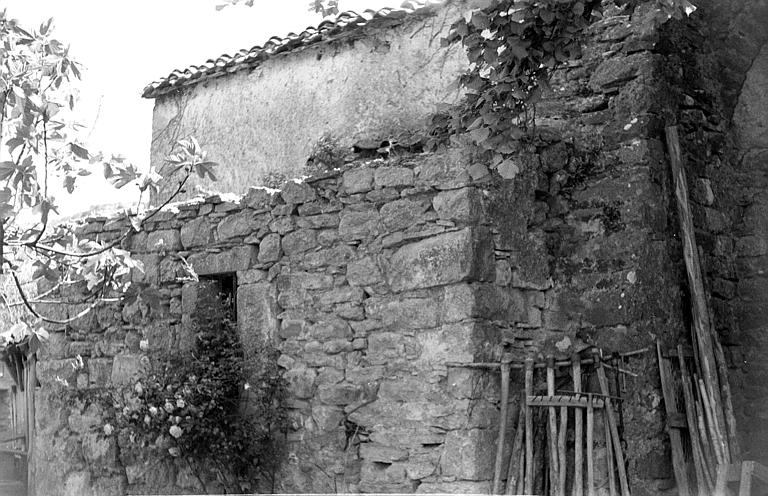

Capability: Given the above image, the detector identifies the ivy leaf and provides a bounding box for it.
[469,126,491,144]
[497,159,520,179]
[471,12,490,29]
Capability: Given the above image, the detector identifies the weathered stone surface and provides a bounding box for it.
[111,354,142,385]
[92,475,127,496]
[308,319,353,340]
[347,256,384,286]
[83,431,118,469]
[282,229,318,255]
[37,358,79,387]
[416,480,492,493]
[343,168,374,194]
[432,187,484,224]
[589,52,650,92]
[243,186,277,211]
[386,228,494,292]
[216,210,265,240]
[319,286,364,306]
[380,199,427,231]
[416,322,493,365]
[339,206,380,240]
[285,366,316,399]
[188,245,256,274]
[441,428,496,480]
[281,180,317,204]
[258,233,282,262]
[64,471,91,496]
[364,295,440,329]
[296,213,339,229]
[238,283,278,345]
[374,167,414,188]
[147,229,182,251]
[317,382,364,405]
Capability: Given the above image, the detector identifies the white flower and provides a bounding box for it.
[168,447,180,457]
[164,401,174,413]
[169,425,183,439]
[149,406,158,416]
[139,339,149,351]
[144,415,151,425]
[243,382,251,390]
[176,399,185,409]
[103,424,114,436]
[134,382,144,395]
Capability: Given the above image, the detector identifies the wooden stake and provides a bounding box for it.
[573,353,583,496]
[698,376,725,467]
[493,361,512,494]
[695,397,717,474]
[547,356,560,496]
[658,343,692,496]
[559,388,568,496]
[587,398,595,496]
[516,448,525,495]
[714,338,741,461]
[605,410,617,496]
[525,358,534,495]
[678,345,712,495]
[739,461,753,496]
[665,125,732,460]
[535,410,545,495]
[26,353,36,494]
[505,398,525,495]
[595,352,630,496]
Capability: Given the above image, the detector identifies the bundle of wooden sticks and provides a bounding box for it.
[450,346,643,495]
[501,350,631,496]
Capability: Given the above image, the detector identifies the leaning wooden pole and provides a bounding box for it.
[524,359,534,494]
[493,361,512,494]
[573,354,584,496]
[26,353,36,496]
[665,125,739,461]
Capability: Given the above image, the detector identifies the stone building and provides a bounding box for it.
[10,0,768,494]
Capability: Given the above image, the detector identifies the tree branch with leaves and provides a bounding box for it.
[0,11,217,348]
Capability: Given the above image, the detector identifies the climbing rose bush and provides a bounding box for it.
[112,294,287,487]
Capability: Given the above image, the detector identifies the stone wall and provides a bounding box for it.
[18,3,727,495]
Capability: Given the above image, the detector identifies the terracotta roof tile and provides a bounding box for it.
[141,0,443,99]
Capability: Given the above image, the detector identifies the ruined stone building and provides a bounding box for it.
[9,0,768,494]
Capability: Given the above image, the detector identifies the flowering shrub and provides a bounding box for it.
[113,293,287,489]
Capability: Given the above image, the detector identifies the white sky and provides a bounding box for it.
[1,0,395,215]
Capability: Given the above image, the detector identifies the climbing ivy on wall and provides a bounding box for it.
[432,0,695,173]
[431,0,602,173]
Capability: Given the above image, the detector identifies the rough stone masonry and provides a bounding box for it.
[18,0,768,495]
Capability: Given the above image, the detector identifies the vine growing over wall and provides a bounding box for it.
[431,0,602,173]
[430,0,695,174]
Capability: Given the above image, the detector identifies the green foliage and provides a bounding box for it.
[438,0,601,171]
[0,10,218,329]
[436,0,695,173]
[112,294,286,490]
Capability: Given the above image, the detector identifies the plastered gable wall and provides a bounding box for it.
[149,4,467,204]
